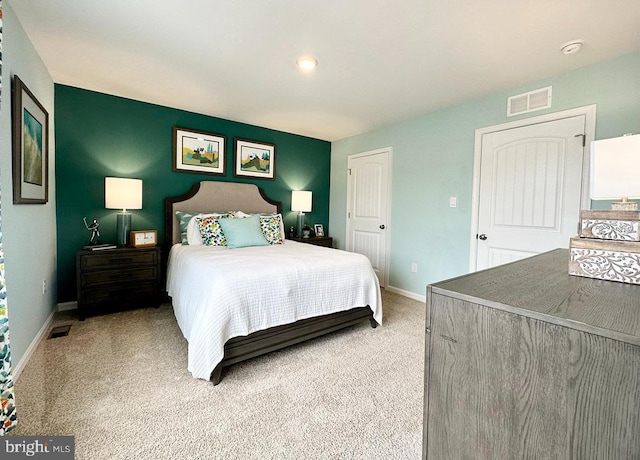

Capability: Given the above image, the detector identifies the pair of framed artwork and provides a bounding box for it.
[173,127,276,180]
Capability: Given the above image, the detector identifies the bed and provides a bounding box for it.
[164,181,382,384]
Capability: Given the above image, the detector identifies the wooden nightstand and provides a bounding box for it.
[291,236,333,248]
[76,246,161,320]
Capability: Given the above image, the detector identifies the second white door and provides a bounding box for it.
[346,148,391,286]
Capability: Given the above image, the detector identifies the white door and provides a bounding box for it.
[346,148,391,286]
[476,115,586,270]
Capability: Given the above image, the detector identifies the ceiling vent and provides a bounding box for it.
[507,86,552,117]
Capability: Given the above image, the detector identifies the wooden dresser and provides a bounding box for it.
[76,246,161,320]
[423,249,640,459]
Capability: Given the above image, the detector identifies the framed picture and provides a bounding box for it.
[12,75,49,204]
[173,127,226,175]
[233,138,276,180]
[314,224,324,237]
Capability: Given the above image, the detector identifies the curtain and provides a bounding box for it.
[0,0,18,435]
[0,191,16,435]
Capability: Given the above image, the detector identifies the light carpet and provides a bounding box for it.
[10,289,425,459]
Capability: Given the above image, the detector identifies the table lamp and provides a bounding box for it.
[590,134,640,210]
[291,190,312,237]
[105,177,143,245]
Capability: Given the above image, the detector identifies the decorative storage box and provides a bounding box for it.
[579,210,640,241]
[569,237,640,285]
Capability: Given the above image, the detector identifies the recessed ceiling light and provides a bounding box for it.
[296,56,318,71]
[560,40,584,55]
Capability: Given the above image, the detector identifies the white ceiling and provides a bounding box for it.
[10,0,640,141]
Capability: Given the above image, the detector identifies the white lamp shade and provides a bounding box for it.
[590,134,640,200]
[291,190,312,213]
[105,177,143,210]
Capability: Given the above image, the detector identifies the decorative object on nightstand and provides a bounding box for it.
[130,230,158,248]
[105,177,143,246]
[82,243,117,251]
[314,224,324,237]
[291,190,312,237]
[83,217,101,245]
[569,134,640,284]
[76,246,161,320]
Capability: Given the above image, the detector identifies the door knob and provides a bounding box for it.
[478,234,487,240]
[379,225,386,230]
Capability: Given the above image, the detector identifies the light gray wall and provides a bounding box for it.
[330,52,640,298]
[1,1,57,372]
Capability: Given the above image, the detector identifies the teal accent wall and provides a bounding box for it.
[331,51,640,297]
[55,85,331,302]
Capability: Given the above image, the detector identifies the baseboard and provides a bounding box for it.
[14,302,77,380]
[57,301,78,312]
[12,309,56,381]
[384,285,426,303]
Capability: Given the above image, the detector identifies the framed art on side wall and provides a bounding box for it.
[12,75,49,204]
[173,127,226,175]
[233,138,276,180]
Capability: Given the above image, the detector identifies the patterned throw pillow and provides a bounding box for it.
[175,211,199,245]
[259,214,284,244]
[187,212,233,245]
[197,214,232,246]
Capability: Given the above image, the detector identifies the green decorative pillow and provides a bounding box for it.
[175,211,199,245]
[218,215,269,249]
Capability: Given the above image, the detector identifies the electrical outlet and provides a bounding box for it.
[411,263,418,273]
[42,279,47,294]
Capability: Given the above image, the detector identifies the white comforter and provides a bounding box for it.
[166,241,382,379]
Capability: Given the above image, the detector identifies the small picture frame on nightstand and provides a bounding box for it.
[314,224,324,237]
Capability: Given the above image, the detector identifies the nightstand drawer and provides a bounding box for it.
[81,281,159,307]
[80,266,159,287]
[78,249,159,270]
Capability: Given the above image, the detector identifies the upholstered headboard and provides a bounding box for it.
[164,181,281,246]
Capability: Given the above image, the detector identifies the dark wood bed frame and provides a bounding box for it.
[164,181,377,384]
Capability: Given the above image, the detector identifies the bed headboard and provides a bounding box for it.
[164,181,281,246]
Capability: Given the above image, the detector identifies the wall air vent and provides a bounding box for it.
[507,86,552,117]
